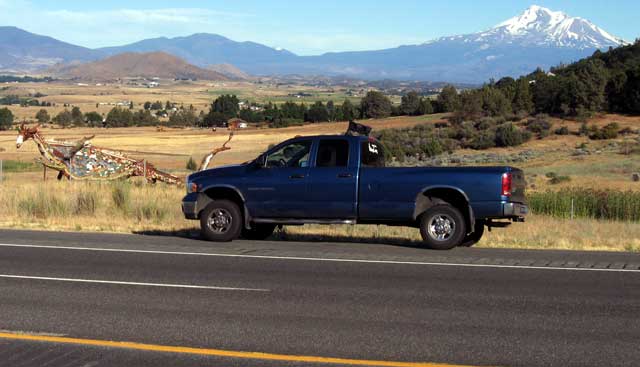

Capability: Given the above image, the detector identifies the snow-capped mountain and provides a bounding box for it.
[274,5,629,82]
[475,5,627,49]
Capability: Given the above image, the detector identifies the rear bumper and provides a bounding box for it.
[503,202,529,218]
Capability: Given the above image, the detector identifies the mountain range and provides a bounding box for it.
[0,5,631,83]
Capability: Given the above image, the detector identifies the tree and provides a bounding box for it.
[204,94,239,127]
[84,111,103,127]
[105,107,134,127]
[53,110,73,128]
[360,91,392,119]
[326,100,336,121]
[305,101,329,122]
[341,99,356,121]
[400,91,421,115]
[0,107,13,131]
[418,98,434,115]
[71,106,83,125]
[437,85,460,112]
[512,79,534,114]
[35,109,50,123]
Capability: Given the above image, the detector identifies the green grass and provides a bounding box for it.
[1,160,39,172]
[529,189,640,221]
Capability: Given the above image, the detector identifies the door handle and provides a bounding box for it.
[289,174,305,179]
[337,173,353,178]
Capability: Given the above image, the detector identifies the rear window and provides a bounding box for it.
[361,141,385,167]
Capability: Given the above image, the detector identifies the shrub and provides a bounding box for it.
[526,114,552,135]
[589,122,620,140]
[555,126,570,135]
[18,190,69,219]
[495,123,530,147]
[469,130,497,150]
[186,157,197,171]
[135,202,168,222]
[75,191,97,215]
[111,182,130,212]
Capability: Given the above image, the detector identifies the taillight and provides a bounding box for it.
[502,172,512,197]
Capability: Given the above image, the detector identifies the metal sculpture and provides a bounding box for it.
[16,123,182,184]
[199,131,234,171]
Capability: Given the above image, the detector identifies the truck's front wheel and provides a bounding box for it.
[419,204,466,250]
[200,200,242,242]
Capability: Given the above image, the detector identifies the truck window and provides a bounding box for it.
[316,139,349,167]
[361,141,385,167]
[266,141,312,168]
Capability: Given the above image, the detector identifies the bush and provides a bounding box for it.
[135,202,168,222]
[589,122,620,140]
[469,130,497,150]
[18,189,69,219]
[555,126,570,135]
[186,157,197,171]
[526,114,552,137]
[75,191,97,215]
[495,123,530,147]
[111,182,130,212]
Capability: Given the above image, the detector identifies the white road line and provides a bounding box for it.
[0,274,269,292]
[0,243,639,273]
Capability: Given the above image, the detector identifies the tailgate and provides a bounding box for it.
[509,168,526,203]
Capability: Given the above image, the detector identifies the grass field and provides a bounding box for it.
[0,179,638,252]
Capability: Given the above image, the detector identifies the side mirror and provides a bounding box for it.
[255,154,267,168]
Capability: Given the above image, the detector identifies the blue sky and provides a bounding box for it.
[1,0,637,55]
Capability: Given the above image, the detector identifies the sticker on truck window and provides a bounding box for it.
[368,143,378,154]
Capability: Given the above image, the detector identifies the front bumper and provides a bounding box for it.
[182,192,211,220]
[503,202,529,218]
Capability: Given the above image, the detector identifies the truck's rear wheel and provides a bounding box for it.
[419,204,466,250]
[460,220,485,247]
[200,200,242,242]
[242,224,276,240]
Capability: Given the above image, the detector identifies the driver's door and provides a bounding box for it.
[246,139,313,218]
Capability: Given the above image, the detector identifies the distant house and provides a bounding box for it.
[227,118,249,129]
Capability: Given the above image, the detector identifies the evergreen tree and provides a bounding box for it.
[35,109,50,123]
[360,91,392,119]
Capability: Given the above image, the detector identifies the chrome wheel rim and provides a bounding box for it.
[207,208,233,233]
[427,214,455,241]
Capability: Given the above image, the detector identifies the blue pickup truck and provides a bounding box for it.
[182,134,528,249]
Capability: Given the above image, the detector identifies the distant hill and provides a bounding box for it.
[206,63,251,80]
[52,52,229,81]
[98,33,296,70]
[0,26,101,72]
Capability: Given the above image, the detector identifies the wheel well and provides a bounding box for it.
[414,188,474,233]
[202,187,245,219]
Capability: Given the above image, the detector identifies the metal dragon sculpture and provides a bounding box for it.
[16,123,182,184]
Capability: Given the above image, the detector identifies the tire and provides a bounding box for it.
[460,220,485,247]
[242,224,276,240]
[419,204,467,250]
[199,200,242,242]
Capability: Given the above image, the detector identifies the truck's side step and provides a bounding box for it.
[252,218,356,225]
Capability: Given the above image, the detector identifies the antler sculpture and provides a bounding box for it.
[198,131,234,171]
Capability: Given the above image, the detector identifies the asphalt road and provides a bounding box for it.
[0,229,639,367]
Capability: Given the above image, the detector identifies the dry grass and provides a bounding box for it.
[0,179,638,252]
